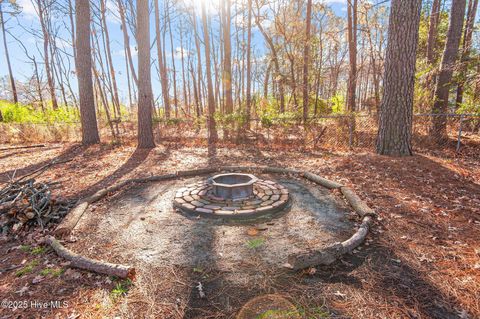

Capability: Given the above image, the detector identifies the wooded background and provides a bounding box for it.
[0,0,479,155]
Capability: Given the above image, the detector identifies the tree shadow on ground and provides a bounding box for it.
[0,144,86,183]
[72,145,172,199]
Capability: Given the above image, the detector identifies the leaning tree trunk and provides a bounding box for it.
[376,0,422,156]
[75,0,100,144]
[431,0,467,142]
[136,0,155,149]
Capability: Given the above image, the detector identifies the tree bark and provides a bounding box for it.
[245,0,253,129]
[154,0,171,120]
[36,0,58,109]
[117,0,138,85]
[0,4,17,104]
[201,2,218,146]
[302,0,313,123]
[136,0,155,149]
[431,0,467,141]
[455,0,478,108]
[376,0,422,156]
[426,0,441,64]
[346,0,357,113]
[100,0,121,118]
[221,0,234,118]
[75,0,100,145]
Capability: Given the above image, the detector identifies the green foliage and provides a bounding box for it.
[0,101,78,124]
[15,260,39,277]
[255,309,297,319]
[30,246,47,255]
[40,267,65,277]
[215,109,249,131]
[19,245,31,253]
[296,305,331,318]
[329,94,345,114]
[110,279,133,299]
[246,238,265,249]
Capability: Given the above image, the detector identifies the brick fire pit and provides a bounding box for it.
[173,173,290,219]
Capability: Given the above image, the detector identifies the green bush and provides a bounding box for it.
[0,100,78,124]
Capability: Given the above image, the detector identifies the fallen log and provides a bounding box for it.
[303,172,343,189]
[285,216,373,270]
[46,236,135,279]
[53,201,88,237]
[340,187,376,217]
[0,144,46,151]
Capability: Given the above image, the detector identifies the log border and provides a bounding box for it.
[51,166,375,271]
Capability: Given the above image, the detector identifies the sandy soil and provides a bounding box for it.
[0,142,479,319]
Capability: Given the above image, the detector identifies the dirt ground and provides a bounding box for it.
[0,141,479,319]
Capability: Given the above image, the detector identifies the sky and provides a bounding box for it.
[0,0,358,104]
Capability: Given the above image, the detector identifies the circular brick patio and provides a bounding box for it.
[173,177,290,219]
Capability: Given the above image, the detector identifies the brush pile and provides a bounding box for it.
[0,178,74,234]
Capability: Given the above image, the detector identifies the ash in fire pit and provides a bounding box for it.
[173,173,290,220]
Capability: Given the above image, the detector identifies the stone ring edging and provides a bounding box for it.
[53,166,376,271]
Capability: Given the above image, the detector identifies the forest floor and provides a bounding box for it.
[0,140,479,319]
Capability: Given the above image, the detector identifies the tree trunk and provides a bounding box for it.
[166,0,178,118]
[346,0,357,113]
[245,0,253,129]
[455,0,478,108]
[201,2,218,146]
[117,0,138,85]
[302,0,312,123]
[154,0,171,120]
[100,0,121,118]
[136,0,155,149]
[75,0,100,145]
[254,12,285,113]
[426,0,441,64]
[376,0,422,156]
[0,5,17,104]
[192,14,204,115]
[221,0,234,117]
[37,0,58,109]
[431,0,467,141]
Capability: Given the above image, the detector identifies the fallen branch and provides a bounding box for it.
[341,187,376,217]
[285,216,373,270]
[46,236,135,279]
[0,144,46,151]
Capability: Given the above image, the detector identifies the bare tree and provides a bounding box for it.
[376,0,422,156]
[221,0,233,117]
[35,0,58,109]
[0,2,17,103]
[245,0,253,128]
[136,0,155,148]
[117,0,138,85]
[154,0,170,119]
[75,0,100,144]
[302,0,313,123]
[201,1,217,146]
